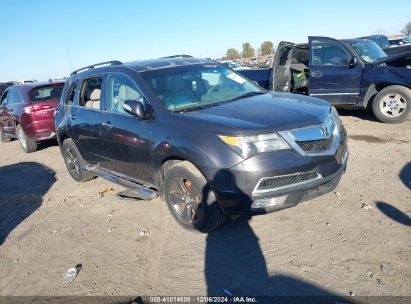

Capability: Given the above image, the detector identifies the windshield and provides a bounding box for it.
[349,40,387,63]
[403,37,411,43]
[228,62,241,69]
[140,63,266,112]
[377,36,390,49]
[29,84,64,102]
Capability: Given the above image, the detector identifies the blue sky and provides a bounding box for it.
[1,0,410,81]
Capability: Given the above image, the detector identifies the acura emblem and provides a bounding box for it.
[321,125,330,137]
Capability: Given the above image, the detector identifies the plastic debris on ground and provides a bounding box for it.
[64,264,82,284]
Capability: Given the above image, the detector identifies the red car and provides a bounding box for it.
[0,81,64,152]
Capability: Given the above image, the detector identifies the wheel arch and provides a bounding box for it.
[154,156,211,199]
[57,131,70,146]
[364,83,410,109]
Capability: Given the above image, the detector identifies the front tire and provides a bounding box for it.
[16,125,37,153]
[372,85,411,123]
[163,161,227,233]
[62,138,94,182]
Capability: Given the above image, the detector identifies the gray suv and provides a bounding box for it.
[55,57,348,232]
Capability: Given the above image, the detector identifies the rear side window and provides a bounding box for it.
[65,81,78,105]
[0,90,8,105]
[5,90,16,104]
[79,77,103,109]
[29,84,64,102]
[14,91,25,104]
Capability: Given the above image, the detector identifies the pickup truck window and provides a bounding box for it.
[140,64,265,112]
[312,40,351,66]
[278,47,292,66]
[349,40,387,63]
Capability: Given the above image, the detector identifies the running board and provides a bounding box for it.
[83,165,158,201]
[116,188,158,201]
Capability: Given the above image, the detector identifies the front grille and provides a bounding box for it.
[296,136,333,152]
[257,171,319,191]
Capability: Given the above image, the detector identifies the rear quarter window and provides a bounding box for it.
[29,84,64,102]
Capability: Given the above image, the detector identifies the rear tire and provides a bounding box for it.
[62,138,94,182]
[16,125,37,153]
[372,85,411,123]
[0,127,11,143]
[163,161,226,233]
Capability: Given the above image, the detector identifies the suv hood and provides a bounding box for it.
[181,92,331,135]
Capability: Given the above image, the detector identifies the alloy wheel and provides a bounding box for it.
[64,146,80,176]
[168,175,202,225]
[18,128,27,150]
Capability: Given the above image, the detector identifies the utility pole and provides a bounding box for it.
[66,49,73,73]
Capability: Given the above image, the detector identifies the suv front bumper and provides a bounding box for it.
[203,142,348,215]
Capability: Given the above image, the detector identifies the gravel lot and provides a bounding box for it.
[0,110,410,298]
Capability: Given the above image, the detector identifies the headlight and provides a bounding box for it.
[218,133,290,159]
[330,106,341,129]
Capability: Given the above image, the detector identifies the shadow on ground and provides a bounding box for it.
[375,163,411,228]
[337,108,378,122]
[0,162,56,245]
[205,218,351,301]
[203,170,350,301]
[399,162,411,190]
[376,202,411,228]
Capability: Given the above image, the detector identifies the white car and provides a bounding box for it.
[16,79,38,84]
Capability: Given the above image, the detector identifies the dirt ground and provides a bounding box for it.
[0,110,410,299]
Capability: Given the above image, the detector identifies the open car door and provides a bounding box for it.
[308,36,363,105]
[272,41,294,92]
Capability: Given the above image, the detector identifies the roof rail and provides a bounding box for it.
[161,54,193,59]
[70,60,123,75]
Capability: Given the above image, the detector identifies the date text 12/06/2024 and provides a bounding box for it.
[133,296,258,303]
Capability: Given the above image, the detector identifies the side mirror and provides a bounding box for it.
[123,99,150,119]
[349,56,358,68]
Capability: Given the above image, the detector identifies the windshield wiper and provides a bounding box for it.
[228,91,266,102]
[177,92,266,113]
[177,103,220,113]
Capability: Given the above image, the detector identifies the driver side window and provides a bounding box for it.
[107,74,143,114]
[312,40,351,66]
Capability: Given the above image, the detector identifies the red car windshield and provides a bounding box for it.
[29,84,64,102]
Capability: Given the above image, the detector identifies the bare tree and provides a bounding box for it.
[401,21,411,35]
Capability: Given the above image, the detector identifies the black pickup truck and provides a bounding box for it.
[239,36,411,123]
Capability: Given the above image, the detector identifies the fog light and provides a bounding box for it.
[251,195,288,210]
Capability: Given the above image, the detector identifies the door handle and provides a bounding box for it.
[71,114,77,120]
[102,122,113,128]
[311,71,322,78]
